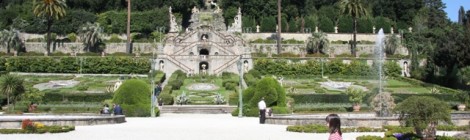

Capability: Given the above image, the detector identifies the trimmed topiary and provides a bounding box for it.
[113,79,151,117]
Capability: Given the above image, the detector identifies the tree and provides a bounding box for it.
[338,0,368,57]
[0,28,23,54]
[385,34,400,55]
[458,6,465,25]
[0,74,25,111]
[33,0,67,55]
[395,96,451,139]
[78,22,104,53]
[423,0,448,29]
[306,32,329,54]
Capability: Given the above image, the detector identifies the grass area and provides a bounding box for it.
[283,77,447,94]
[20,75,147,93]
[169,74,239,105]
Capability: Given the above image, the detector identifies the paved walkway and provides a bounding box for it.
[0,114,460,140]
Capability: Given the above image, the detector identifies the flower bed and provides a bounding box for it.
[0,119,75,134]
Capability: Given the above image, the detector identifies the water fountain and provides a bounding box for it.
[374,29,394,117]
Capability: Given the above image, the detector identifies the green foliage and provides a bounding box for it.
[4,57,150,74]
[374,16,394,33]
[159,92,174,105]
[53,9,97,35]
[0,125,75,134]
[394,96,451,138]
[113,79,151,117]
[67,33,77,42]
[345,87,367,105]
[318,16,334,32]
[271,106,290,114]
[337,16,353,33]
[260,16,276,32]
[42,92,112,103]
[97,9,168,34]
[357,18,374,33]
[0,74,25,109]
[246,77,285,107]
[384,61,402,77]
[107,34,124,43]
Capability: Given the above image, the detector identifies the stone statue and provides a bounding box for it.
[114,81,122,92]
[315,26,318,33]
[192,6,199,13]
[244,61,248,72]
[256,25,260,33]
[202,64,207,74]
[227,7,242,33]
[391,27,394,34]
[373,26,376,34]
[334,26,338,33]
[160,62,164,70]
[169,6,180,33]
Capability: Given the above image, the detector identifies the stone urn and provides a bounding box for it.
[353,104,361,112]
[458,104,466,111]
[1,106,8,111]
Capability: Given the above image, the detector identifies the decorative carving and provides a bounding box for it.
[228,7,242,33]
[169,6,181,33]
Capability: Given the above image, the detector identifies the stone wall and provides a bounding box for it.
[242,33,396,42]
[250,43,409,56]
[266,113,470,127]
[1,42,160,55]
[0,115,126,129]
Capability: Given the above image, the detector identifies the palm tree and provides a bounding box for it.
[33,0,67,55]
[78,23,104,52]
[338,0,368,57]
[307,32,330,54]
[0,75,25,111]
[0,28,23,55]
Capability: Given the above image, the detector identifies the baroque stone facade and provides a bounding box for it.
[156,3,252,76]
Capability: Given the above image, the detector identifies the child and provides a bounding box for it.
[326,114,342,140]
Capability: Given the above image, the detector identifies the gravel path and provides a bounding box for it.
[0,114,459,140]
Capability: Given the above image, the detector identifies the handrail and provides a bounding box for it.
[213,55,239,74]
[166,55,192,73]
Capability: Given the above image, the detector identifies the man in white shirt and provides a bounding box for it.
[258,97,267,124]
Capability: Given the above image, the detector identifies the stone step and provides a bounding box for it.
[160,105,236,114]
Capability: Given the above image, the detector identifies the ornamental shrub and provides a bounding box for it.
[384,61,402,77]
[394,96,451,138]
[113,79,151,117]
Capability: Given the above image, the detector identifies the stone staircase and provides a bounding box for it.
[160,105,236,114]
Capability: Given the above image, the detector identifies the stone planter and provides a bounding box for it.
[353,104,361,112]
[458,104,466,111]
[2,106,8,111]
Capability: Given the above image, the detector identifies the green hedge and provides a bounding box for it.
[43,92,113,103]
[290,93,459,104]
[113,79,151,117]
[253,59,401,77]
[4,57,150,74]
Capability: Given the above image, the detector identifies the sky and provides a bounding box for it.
[443,0,470,22]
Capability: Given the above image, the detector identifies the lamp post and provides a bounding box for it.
[236,55,243,117]
[321,58,325,78]
[150,59,156,117]
[157,26,166,53]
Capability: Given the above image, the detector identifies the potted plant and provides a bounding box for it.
[456,91,469,111]
[345,87,366,112]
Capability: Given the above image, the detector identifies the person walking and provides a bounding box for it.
[326,114,342,140]
[258,97,266,124]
